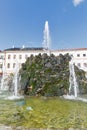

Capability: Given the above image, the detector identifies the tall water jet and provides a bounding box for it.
[63,59,79,100]
[63,58,87,102]
[42,21,51,55]
[69,59,79,98]
[13,62,19,97]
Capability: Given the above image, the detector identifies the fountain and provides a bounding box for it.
[42,20,51,55]
[69,59,79,98]
[0,61,23,100]
[0,58,8,91]
[5,61,23,100]
[63,58,87,102]
[0,58,9,99]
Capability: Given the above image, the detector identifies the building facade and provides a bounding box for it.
[0,47,87,76]
[52,48,87,72]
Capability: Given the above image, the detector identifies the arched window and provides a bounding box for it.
[13,55,16,59]
[8,55,11,59]
[7,63,10,68]
[13,63,15,68]
[25,54,28,59]
[84,63,87,67]
[19,55,22,59]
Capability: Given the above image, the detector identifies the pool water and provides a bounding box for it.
[0,97,87,129]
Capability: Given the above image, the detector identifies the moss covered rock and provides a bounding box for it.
[19,53,87,96]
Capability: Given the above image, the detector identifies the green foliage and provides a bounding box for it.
[19,53,87,96]
[19,53,71,96]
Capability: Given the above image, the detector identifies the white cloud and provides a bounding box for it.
[72,0,85,6]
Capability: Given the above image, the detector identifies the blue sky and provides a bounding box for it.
[0,0,87,50]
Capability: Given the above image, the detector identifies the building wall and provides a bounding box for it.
[0,52,4,75]
[4,49,45,74]
[52,49,87,71]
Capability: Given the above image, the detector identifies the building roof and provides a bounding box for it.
[52,48,87,52]
[4,47,44,51]
[3,47,87,52]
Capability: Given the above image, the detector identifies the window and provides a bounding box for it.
[0,64,2,68]
[7,63,10,68]
[84,63,87,67]
[25,54,28,59]
[0,56,3,59]
[70,54,73,57]
[83,54,86,57]
[77,63,81,67]
[19,63,21,68]
[77,54,80,57]
[8,55,11,59]
[13,55,16,59]
[19,55,22,59]
[13,63,15,68]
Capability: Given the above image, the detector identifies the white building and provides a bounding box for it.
[52,48,87,71]
[0,51,4,76]
[0,47,49,75]
[0,47,87,75]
